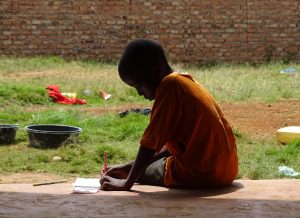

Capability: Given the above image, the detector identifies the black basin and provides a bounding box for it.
[25,124,82,148]
[0,124,19,145]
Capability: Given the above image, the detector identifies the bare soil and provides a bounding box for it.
[221,100,300,139]
[81,100,300,139]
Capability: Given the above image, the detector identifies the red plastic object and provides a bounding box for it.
[46,85,86,105]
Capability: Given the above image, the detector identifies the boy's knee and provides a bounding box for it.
[138,157,166,186]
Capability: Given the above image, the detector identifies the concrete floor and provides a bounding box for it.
[0,179,299,217]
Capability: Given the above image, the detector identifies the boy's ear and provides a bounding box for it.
[146,66,161,81]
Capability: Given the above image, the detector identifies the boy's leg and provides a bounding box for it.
[137,157,166,186]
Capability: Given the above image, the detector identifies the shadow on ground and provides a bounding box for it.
[1,181,299,217]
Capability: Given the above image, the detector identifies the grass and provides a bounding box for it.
[236,133,300,179]
[0,56,300,179]
[187,63,300,102]
[0,111,145,176]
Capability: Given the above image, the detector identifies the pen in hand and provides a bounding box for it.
[101,151,107,177]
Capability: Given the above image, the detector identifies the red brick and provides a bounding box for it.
[0,0,299,63]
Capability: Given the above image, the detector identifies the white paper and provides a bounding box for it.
[73,178,101,194]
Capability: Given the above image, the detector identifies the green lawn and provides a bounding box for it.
[0,56,299,179]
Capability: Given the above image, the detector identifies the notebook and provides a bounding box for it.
[73,178,101,194]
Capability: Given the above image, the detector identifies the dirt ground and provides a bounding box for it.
[23,99,300,139]
[221,100,300,139]
[83,100,300,139]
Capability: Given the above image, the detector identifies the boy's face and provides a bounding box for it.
[121,73,160,101]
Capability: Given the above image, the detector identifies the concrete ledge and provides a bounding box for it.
[0,180,299,217]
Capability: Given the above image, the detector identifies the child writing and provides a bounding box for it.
[100,39,238,191]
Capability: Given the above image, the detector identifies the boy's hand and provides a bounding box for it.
[104,163,132,180]
[101,146,156,191]
[100,176,131,191]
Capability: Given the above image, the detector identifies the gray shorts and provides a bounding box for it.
[137,157,166,186]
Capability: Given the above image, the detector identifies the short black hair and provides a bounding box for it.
[118,39,172,79]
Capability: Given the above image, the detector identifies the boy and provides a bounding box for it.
[100,39,238,191]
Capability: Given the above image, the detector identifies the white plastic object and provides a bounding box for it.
[277,126,300,144]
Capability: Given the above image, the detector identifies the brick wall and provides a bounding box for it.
[0,0,299,64]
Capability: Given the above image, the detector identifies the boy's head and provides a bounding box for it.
[118,39,173,100]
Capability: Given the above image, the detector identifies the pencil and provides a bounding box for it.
[100,153,102,175]
[33,180,67,186]
[103,151,107,175]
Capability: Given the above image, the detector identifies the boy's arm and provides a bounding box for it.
[153,145,170,161]
[100,146,156,191]
[104,145,170,180]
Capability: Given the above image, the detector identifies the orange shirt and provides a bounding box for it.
[140,72,238,188]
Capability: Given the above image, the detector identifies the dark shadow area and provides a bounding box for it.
[130,181,244,199]
[0,182,299,218]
